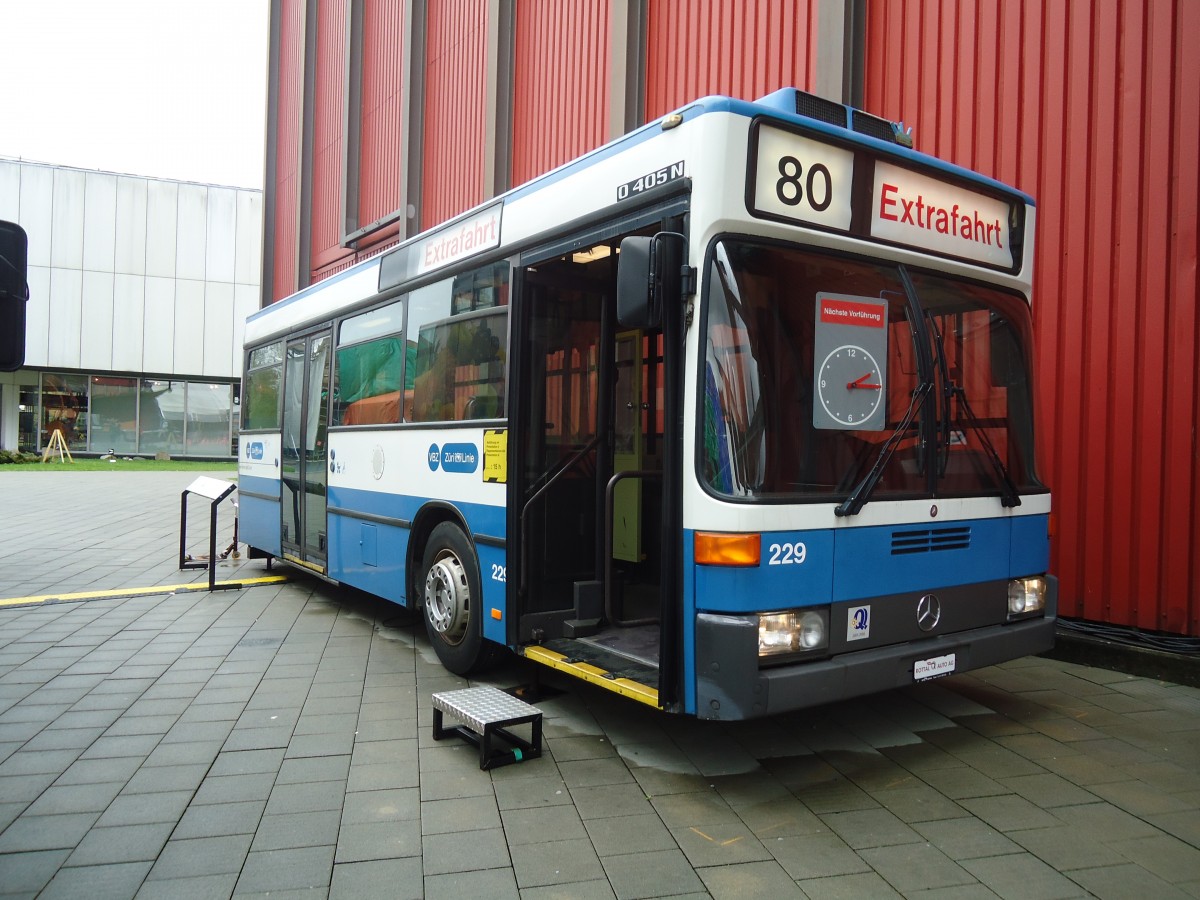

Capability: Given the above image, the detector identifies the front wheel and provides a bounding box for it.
[420,522,495,675]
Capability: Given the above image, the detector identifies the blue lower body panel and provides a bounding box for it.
[239,494,281,558]
[327,513,408,605]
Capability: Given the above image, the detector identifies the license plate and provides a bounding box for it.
[914,653,956,681]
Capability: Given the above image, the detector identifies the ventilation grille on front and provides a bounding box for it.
[851,109,900,144]
[795,91,848,127]
[891,526,971,555]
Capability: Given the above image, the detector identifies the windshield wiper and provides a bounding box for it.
[924,312,953,477]
[835,381,932,517]
[948,383,1022,508]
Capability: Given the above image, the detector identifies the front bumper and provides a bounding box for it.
[694,578,1057,720]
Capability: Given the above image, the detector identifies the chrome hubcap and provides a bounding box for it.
[425,551,469,644]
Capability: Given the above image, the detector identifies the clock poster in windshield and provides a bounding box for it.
[812,293,888,430]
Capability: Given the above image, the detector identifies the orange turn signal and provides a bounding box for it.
[694,532,761,567]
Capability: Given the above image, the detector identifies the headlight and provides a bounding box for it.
[1008,576,1047,616]
[758,609,829,658]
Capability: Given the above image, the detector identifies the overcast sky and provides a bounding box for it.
[0,0,269,189]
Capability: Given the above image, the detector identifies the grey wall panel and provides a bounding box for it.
[142,276,176,374]
[24,266,51,367]
[235,190,263,289]
[80,271,116,371]
[111,275,146,372]
[145,180,179,279]
[206,188,238,284]
[0,161,19,221]
[20,166,54,268]
[47,268,83,367]
[114,177,148,275]
[203,282,236,379]
[8,161,262,405]
[82,173,117,273]
[233,283,257,375]
[176,184,208,282]
[51,169,86,270]
[173,279,206,376]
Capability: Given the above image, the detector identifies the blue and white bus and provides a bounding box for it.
[238,88,1055,719]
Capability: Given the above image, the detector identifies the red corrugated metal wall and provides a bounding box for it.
[865,0,1200,636]
[511,0,610,187]
[421,0,489,230]
[645,0,820,120]
[271,0,305,301]
[311,0,350,277]
[358,0,406,228]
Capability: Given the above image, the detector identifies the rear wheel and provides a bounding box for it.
[420,522,493,675]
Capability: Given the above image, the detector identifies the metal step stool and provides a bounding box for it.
[431,686,543,770]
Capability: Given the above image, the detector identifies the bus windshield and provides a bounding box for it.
[701,240,1041,503]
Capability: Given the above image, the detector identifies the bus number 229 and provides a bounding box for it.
[768,542,807,565]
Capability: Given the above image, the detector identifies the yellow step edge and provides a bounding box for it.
[522,645,660,707]
[0,575,290,609]
[281,554,327,575]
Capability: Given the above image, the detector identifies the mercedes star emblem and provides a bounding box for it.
[917,594,941,632]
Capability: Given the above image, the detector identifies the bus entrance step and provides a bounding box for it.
[431,686,543,771]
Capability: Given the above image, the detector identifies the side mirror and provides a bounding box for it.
[616,236,658,329]
[0,220,29,373]
[616,232,686,330]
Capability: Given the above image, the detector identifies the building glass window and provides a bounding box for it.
[230,383,241,456]
[41,373,89,451]
[183,382,234,456]
[139,380,186,455]
[88,376,139,454]
[17,384,38,453]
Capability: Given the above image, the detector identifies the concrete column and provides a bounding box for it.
[0,377,19,451]
[814,0,863,105]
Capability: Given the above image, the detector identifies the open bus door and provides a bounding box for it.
[507,217,686,711]
[0,220,29,373]
[280,331,332,571]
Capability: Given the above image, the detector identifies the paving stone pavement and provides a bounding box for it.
[1,470,1199,899]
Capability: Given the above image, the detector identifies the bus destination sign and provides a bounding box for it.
[750,124,1018,271]
[751,125,854,231]
[870,162,1013,269]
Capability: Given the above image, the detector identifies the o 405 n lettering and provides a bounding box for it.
[617,161,684,201]
[767,542,807,565]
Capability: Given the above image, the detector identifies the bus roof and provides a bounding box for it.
[248,88,1033,340]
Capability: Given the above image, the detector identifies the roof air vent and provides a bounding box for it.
[851,109,900,144]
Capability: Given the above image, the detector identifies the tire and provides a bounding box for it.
[419,522,494,675]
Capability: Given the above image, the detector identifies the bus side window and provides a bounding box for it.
[332,300,405,427]
[406,260,510,423]
[244,342,284,430]
[411,311,507,421]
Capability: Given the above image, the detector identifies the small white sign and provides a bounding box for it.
[846,605,871,641]
[914,653,956,681]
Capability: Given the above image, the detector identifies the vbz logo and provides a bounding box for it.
[847,605,871,642]
[427,444,440,471]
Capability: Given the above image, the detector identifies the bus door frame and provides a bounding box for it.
[279,327,332,569]
[505,192,690,708]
